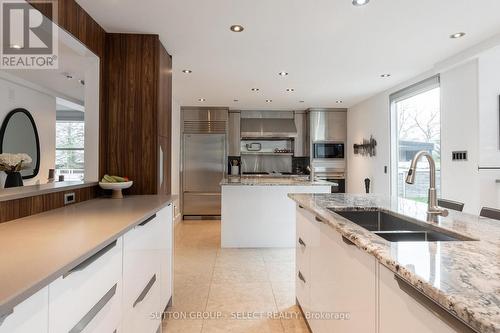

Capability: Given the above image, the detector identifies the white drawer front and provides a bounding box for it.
[123,273,161,333]
[49,238,123,333]
[0,287,48,333]
[123,214,161,312]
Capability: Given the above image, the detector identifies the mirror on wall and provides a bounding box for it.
[0,108,40,179]
[0,7,99,190]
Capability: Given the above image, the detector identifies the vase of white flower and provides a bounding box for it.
[4,171,23,188]
[0,153,32,188]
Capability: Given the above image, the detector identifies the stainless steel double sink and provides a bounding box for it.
[329,209,476,242]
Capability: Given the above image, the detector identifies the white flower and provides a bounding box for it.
[0,153,32,169]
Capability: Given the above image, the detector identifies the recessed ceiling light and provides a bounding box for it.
[182,69,192,74]
[63,73,73,80]
[352,0,370,6]
[79,79,85,86]
[198,98,206,102]
[251,88,260,92]
[233,99,239,102]
[380,73,391,78]
[286,88,295,92]
[265,99,272,103]
[278,72,289,76]
[299,100,305,103]
[230,25,244,32]
[10,44,22,49]
[450,32,466,39]
[336,100,343,104]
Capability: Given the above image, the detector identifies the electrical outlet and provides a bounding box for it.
[64,192,76,205]
[452,151,468,161]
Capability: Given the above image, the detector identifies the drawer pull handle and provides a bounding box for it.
[298,271,306,283]
[133,274,157,308]
[298,238,306,247]
[342,236,355,246]
[69,283,117,333]
[0,308,14,327]
[298,205,304,209]
[64,240,117,278]
[394,275,476,333]
[315,216,324,223]
[139,214,156,226]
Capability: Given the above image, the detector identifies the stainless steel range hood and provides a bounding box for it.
[241,118,298,139]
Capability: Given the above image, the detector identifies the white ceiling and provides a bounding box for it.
[76,0,500,109]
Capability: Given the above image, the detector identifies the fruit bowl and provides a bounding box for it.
[99,181,133,199]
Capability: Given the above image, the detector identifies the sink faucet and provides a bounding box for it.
[405,151,448,217]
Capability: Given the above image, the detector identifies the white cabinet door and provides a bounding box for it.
[379,264,469,333]
[123,213,162,333]
[157,204,173,311]
[0,287,48,333]
[49,239,123,333]
[310,218,377,333]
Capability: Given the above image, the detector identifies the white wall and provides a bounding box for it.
[347,93,391,194]
[347,43,500,213]
[0,77,56,187]
[171,99,181,221]
[440,60,481,213]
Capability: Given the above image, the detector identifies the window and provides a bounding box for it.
[391,76,441,203]
[55,101,85,181]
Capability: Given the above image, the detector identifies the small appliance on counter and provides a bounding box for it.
[230,159,240,176]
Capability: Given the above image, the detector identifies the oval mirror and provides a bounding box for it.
[0,109,40,179]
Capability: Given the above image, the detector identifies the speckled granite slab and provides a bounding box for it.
[288,193,500,333]
[220,176,331,186]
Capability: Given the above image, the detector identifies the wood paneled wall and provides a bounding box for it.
[0,186,99,223]
[104,34,172,195]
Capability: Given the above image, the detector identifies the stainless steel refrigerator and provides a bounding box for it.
[181,108,228,218]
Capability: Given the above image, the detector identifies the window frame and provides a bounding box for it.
[389,75,442,198]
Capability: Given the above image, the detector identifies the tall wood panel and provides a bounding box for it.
[158,44,173,195]
[105,34,172,195]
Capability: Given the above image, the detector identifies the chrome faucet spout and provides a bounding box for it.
[405,151,448,218]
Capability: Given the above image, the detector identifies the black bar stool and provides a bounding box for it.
[480,207,500,221]
[437,199,464,212]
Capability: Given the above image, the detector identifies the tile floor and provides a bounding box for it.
[161,220,309,333]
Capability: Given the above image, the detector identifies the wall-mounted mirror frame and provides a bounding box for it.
[0,108,41,179]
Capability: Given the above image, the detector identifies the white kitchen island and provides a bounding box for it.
[220,176,331,248]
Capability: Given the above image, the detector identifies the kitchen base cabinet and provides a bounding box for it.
[157,204,173,311]
[379,264,473,333]
[296,206,377,333]
[0,287,48,333]
[310,218,377,333]
[48,239,123,333]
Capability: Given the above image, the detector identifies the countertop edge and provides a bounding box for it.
[0,195,175,317]
[0,181,99,202]
[287,193,497,333]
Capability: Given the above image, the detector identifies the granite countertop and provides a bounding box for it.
[0,195,176,318]
[288,193,500,333]
[220,176,332,186]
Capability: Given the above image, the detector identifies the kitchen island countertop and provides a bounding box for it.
[288,193,500,333]
[220,175,332,186]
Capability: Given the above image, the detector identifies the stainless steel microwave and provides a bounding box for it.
[313,142,345,159]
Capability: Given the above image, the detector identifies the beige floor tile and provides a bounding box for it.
[265,262,295,283]
[206,282,278,313]
[212,262,269,283]
[259,248,295,263]
[215,248,264,266]
[202,318,284,333]
[162,318,203,333]
[171,280,211,312]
